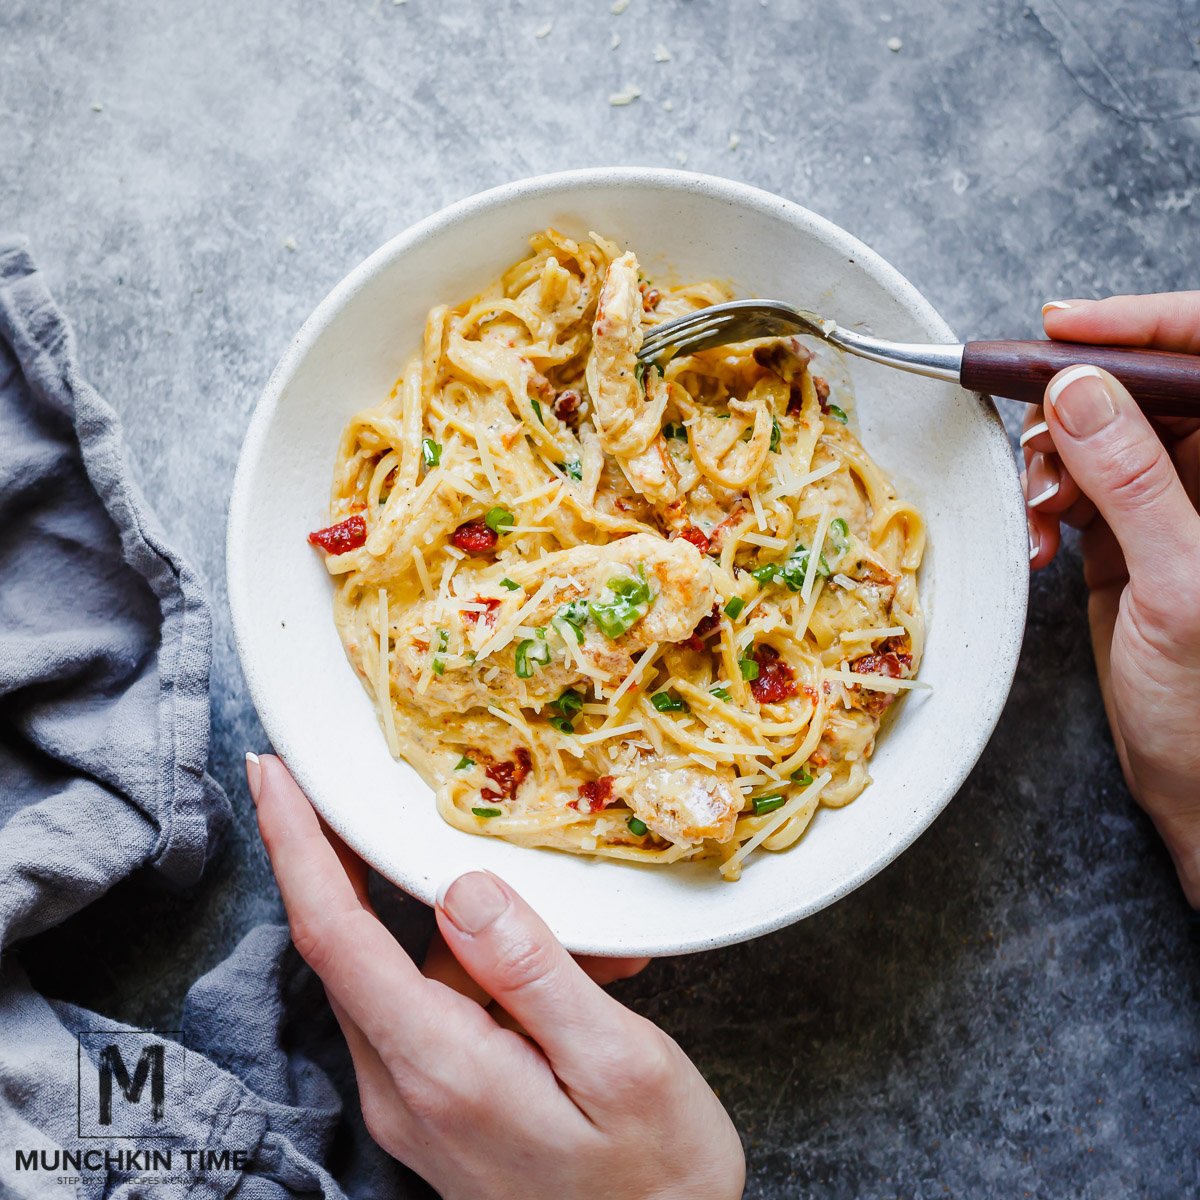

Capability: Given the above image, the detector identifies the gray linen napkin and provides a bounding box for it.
[0,239,424,1199]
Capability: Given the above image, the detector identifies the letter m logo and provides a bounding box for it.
[76,1029,183,1138]
[98,1043,165,1124]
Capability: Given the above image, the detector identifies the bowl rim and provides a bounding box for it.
[227,167,1028,954]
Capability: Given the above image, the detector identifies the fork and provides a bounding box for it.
[636,299,1200,418]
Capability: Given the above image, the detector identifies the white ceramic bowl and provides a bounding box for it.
[227,169,1027,956]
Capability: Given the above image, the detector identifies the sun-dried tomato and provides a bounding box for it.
[848,651,906,717]
[307,515,367,554]
[481,747,533,803]
[553,389,581,419]
[749,644,797,704]
[676,524,711,555]
[683,603,721,652]
[572,775,616,814]
[451,520,498,554]
[463,596,502,628]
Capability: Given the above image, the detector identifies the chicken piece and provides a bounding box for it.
[391,534,717,714]
[615,761,742,846]
[585,252,679,504]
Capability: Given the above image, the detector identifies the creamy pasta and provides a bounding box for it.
[307,230,926,879]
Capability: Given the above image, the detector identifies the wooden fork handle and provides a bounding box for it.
[960,340,1200,418]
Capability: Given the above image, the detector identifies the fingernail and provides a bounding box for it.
[439,871,509,934]
[245,752,262,805]
[1026,453,1061,509]
[1019,420,1049,448]
[1028,524,1039,562]
[1046,365,1117,438]
[1041,301,1074,315]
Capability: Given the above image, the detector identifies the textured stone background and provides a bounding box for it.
[3,0,1199,1196]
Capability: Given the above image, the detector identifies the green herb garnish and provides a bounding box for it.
[432,628,449,676]
[589,567,653,640]
[548,716,574,734]
[530,397,545,425]
[710,686,732,702]
[515,634,552,679]
[724,596,746,620]
[472,806,502,818]
[555,598,588,643]
[753,794,786,815]
[828,517,850,558]
[650,690,686,713]
[751,563,778,588]
[769,418,781,453]
[791,768,814,786]
[455,755,474,770]
[739,656,760,681]
[627,816,649,836]
[484,506,516,534]
[551,689,585,719]
[563,458,583,480]
[827,403,848,424]
[421,438,441,469]
[500,577,521,591]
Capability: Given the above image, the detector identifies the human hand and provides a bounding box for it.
[246,753,746,1200]
[1022,293,1200,905]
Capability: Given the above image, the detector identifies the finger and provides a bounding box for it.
[1027,506,1060,570]
[1019,405,1054,455]
[422,928,493,1006]
[1024,451,1081,514]
[574,956,652,986]
[1044,365,1200,597]
[252,754,463,1056]
[1042,293,1200,353]
[434,871,644,1092]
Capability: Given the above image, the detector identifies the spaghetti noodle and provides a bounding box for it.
[308,230,926,879]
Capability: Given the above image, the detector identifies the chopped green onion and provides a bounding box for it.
[751,563,778,588]
[740,426,753,443]
[472,806,502,818]
[717,412,730,420]
[827,403,848,424]
[515,636,552,678]
[484,506,515,534]
[634,361,662,393]
[500,577,520,591]
[710,687,732,702]
[791,768,814,786]
[776,545,831,592]
[828,517,850,558]
[650,690,686,713]
[548,716,574,734]
[769,418,781,453]
[724,596,746,620]
[753,794,786,815]
[555,599,588,643]
[739,656,760,681]
[589,567,653,640]
[455,755,474,770]
[662,423,687,440]
[432,628,449,675]
[551,688,585,719]
[529,397,545,425]
[563,458,583,480]
[421,438,441,469]
[627,816,649,836]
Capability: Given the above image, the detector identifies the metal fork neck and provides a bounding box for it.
[825,325,964,383]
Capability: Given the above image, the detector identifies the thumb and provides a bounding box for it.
[434,871,641,1090]
[1045,364,1200,589]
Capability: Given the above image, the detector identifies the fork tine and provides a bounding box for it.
[640,311,739,358]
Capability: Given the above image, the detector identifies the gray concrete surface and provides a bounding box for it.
[3,0,1199,1196]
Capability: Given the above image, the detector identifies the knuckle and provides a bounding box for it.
[287,917,331,974]
[490,930,557,994]
[608,1024,679,1098]
[1103,436,1174,512]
